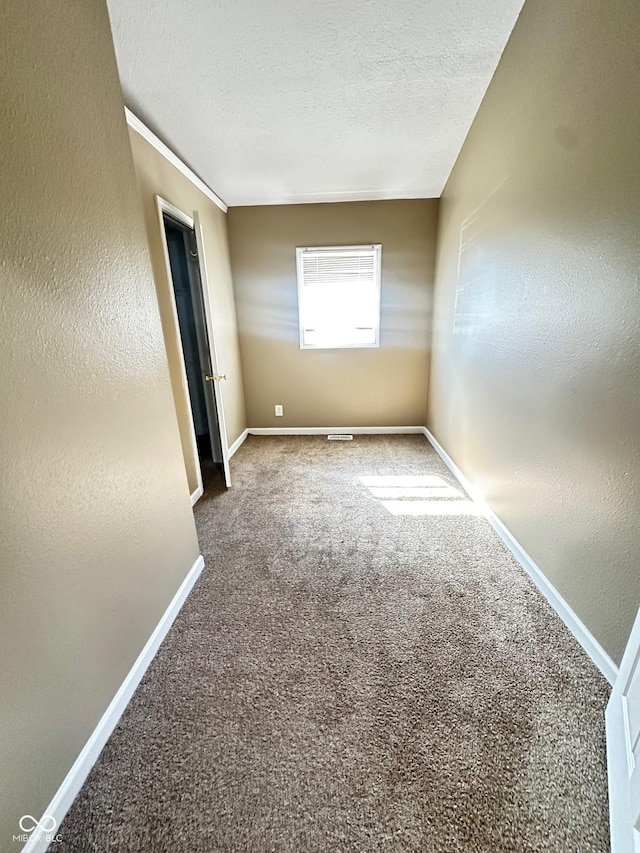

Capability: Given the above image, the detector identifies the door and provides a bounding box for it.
[606,607,640,853]
[158,197,231,494]
[192,211,231,487]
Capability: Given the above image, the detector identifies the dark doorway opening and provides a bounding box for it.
[163,214,225,492]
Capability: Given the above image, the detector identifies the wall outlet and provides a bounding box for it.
[274,404,283,417]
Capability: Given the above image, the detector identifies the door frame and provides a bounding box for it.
[155,196,230,503]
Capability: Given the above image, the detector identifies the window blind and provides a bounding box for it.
[296,245,381,349]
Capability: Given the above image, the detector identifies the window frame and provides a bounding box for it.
[295,243,382,350]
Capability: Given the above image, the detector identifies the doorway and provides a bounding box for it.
[157,199,231,499]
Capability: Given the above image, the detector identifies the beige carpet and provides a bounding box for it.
[54,435,611,852]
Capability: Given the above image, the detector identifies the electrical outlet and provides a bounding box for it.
[275,404,283,417]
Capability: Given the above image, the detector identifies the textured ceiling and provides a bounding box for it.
[106,0,524,206]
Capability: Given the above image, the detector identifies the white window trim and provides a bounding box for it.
[295,244,382,350]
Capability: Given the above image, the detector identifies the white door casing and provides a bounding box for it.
[155,197,204,504]
[607,607,640,853]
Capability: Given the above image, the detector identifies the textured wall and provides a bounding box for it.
[428,0,640,662]
[228,200,437,427]
[0,0,200,840]
[128,127,247,492]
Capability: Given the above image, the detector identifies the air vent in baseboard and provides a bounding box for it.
[327,434,353,441]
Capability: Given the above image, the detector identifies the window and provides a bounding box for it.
[296,244,381,349]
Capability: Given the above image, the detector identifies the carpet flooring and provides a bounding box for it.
[53,435,611,852]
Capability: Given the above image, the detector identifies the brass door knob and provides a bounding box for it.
[205,374,227,381]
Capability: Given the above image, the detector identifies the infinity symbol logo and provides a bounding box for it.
[19,814,57,833]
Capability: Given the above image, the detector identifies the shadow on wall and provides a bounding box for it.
[236,283,430,348]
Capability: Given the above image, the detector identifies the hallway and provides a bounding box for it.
[55,436,609,851]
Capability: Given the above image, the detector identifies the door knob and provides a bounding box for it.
[205,374,227,381]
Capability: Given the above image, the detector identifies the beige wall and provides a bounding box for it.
[228,200,438,427]
[128,128,247,494]
[0,0,200,840]
[428,0,640,663]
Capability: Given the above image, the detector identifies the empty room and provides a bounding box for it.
[1,0,639,851]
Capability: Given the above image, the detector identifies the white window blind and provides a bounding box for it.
[296,244,381,349]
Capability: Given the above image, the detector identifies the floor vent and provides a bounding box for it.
[327,434,353,441]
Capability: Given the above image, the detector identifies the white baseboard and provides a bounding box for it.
[23,555,205,853]
[228,428,249,457]
[190,485,204,506]
[248,426,425,436]
[423,427,618,685]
